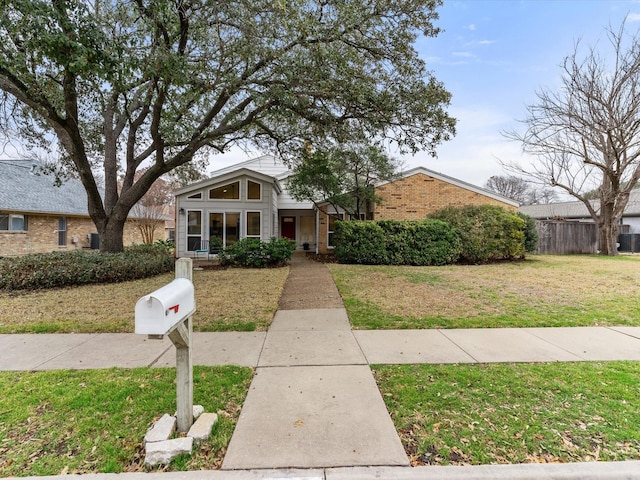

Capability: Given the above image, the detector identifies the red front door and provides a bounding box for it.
[281,216,296,240]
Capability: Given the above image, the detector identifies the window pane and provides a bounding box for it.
[247,212,261,236]
[58,217,67,246]
[209,182,240,199]
[187,236,201,251]
[187,211,201,235]
[226,213,240,245]
[209,213,223,249]
[0,215,8,230]
[11,215,24,231]
[247,181,261,200]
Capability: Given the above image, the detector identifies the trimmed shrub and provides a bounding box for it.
[333,219,460,265]
[333,221,388,264]
[219,237,296,268]
[0,243,174,290]
[429,205,526,264]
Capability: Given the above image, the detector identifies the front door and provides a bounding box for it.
[281,216,296,240]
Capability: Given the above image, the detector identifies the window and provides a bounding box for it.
[58,217,67,246]
[209,212,240,249]
[186,210,202,251]
[0,214,27,231]
[327,213,341,248]
[247,180,261,200]
[209,182,240,200]
[246,212,261,237]
[187,192,202,199]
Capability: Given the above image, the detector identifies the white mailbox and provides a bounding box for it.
[135,278,195,335]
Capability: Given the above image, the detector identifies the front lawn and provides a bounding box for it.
[0,267,289,333]
[374,361,640,466]
[0,366,253,476]
[329,255,640,329]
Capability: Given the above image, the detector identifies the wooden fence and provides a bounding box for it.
[534,220,598,254]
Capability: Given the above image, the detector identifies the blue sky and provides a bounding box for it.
[216,0,640,188]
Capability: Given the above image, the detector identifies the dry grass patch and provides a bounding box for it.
[329,255,640,329]
[0,267,289,333]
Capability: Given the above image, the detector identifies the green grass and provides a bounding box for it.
[0,267,289,334]
[0,366,252,476]
[329,255,640,329]
[373,362,640,465]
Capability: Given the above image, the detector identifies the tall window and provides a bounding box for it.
[0,214,27,231]
[246,212,261,237]
[58,217,67,246]
[209,182,240,199]
[327,213,341,248]
[187,210,202,251]
[247,180,261,200]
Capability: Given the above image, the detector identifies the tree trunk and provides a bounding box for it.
[597,201,619,256]
[97,216,127,253]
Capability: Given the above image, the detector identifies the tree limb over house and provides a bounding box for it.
[0,0,455,252]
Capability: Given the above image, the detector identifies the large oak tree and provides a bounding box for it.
[0,0,455,252]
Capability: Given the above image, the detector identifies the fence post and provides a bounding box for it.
[170,258,193,432]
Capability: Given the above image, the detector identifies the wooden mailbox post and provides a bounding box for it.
[135,258,194,432]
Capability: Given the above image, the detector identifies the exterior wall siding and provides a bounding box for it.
[0,214,144,256]
[373,172,518,220]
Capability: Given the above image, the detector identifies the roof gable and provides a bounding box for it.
[174,167,282,196]
[378,167,520,207]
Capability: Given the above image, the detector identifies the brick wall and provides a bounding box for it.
[0,214,145,256]
[373,172,517,220]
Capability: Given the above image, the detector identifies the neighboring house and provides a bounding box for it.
[0,160,147,256]
[519,191,640,233]
[174,155,519,257]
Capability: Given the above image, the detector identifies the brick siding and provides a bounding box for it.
[373,172,517,220]
[315,172,517,254]
[0,214,147,256]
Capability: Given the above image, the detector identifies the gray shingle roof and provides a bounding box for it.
[0,160,91,216]
[519,190,640,219]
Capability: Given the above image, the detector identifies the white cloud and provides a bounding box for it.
[627,12,640,22]
[477,39,496,45]
[452,51,474,58]
[467,23,476,31]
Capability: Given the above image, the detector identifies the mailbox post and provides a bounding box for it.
[135,258,195,432]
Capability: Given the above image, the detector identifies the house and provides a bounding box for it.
[174,155,519,257]
[0,159,147,256]
[519,191,640,233]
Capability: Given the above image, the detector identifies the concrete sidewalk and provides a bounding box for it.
[2,325,640,371]
[3,252,640,479]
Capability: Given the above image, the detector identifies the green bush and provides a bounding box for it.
[518,212,539,253]
[219,237,296,268]
[333,219,460,265]
[429,205,526,264]
[0,244,174,290]
[333,221,388,264]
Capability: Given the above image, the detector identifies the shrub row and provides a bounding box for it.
[0,243,174,290]
[333,206,537,266]
[219,237,297,268]
[428,205,527,264]
[333,219,461,265]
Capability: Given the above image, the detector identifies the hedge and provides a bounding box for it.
[333,219,460,265]
[218,237,296,268]
[0,243,174,290]
[429,205,526,263]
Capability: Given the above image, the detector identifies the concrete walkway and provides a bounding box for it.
[3,252,640,478]
[3,325,640,371]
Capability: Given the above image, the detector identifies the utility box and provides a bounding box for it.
[135,278,195,335]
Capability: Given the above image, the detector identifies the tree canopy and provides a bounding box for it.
[504,20,640,255]
[0,0,455,252]
[287,144,400,219]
